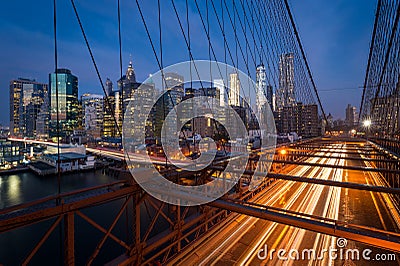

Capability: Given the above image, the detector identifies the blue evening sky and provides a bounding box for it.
[0,0,377,125]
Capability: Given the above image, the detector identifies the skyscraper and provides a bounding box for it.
[281,103,319,137]
[105,78,113,97]
[9,78,48,138]
[102,61,140,138]
[154,72,184,142]
[118,60,141,133]
[229,72,240,107]
[345,104,358,127]
[125,60,136,82]
[183,86,225,138]
[256,63,267,110]
[36,88,50,139]
[164,72,184,108]
[276,53,296,110]
[126,82,156,140]
[266,85,274,111]
[165,72,184,92]
[114,90,123,136]
[119,61,138,101]
[370,96,399,134]
[214,79,226,107]
[102,92,117,138]
[81,94,104,139]
[49,68,79,139]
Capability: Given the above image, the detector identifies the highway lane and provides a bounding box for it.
[242,146,344,266]
[233,143,399,266]
[256,145,346,266]
[170,147,338,265]
[170,143,400,266]
[330,142,400,266]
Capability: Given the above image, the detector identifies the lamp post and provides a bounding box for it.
[363,119,372,141]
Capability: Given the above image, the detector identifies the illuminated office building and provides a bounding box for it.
[279,102,319,138]
[345,104,358,127]
[103,92,117,138]
[276,53,296,110]
[116,61,142,136]
[256,63,267,110]
[49,69,79,139]
[9,78,48,138]
[214,79,227,107]
[229,72,240,107]
[154,72,184,142]
[81,94,104,139]
[105,78,113,96]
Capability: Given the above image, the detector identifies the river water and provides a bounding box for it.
[0,170,149,265]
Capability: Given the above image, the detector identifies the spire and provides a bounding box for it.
[126,56,136,82]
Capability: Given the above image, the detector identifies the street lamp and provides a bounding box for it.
[363,120,372,128]
[363,119,372,141]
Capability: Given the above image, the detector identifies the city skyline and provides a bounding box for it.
[0,1,376,125]
[5,56,365,123]
[6,58,361,137]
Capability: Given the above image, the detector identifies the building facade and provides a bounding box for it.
[0,139,22,168]
[115,61,142,136]
[256,63,267,111]
[229,72,240,107]
[49,69,79,139]
[125,82,156,141]
[103,91,117,137]
[81,94,104,139]
[345,104,358,127]
[105,78,113,96]
[9,78,48,138]
[371,96,400,135]
[278,102,319,138]
[154,72,184,142]
[276,53,296,110]
[214,79,227,107]
[184,87,220,137]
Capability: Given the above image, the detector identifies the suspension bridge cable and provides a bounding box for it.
[70,0,122,136]
[283,0,328,124]
[371,2,400,112]
[359,0,382,124]
[53,0,61,202]
[118,0,124,122]
[52,0,63,264]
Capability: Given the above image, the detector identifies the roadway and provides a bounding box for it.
[169,143,400,265]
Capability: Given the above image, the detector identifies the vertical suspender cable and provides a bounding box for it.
[117,0,130,244]
[283,0,328,126]
[371,3,400,113]
[70,0,122,136]
[359,0,382,125]
[118,0,124,124]
[53,0,61,203]
[53,0,63,264]
[157,0,168,167]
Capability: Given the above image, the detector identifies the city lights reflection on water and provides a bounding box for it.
[7,175,21,204]
[0,170,115,209]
